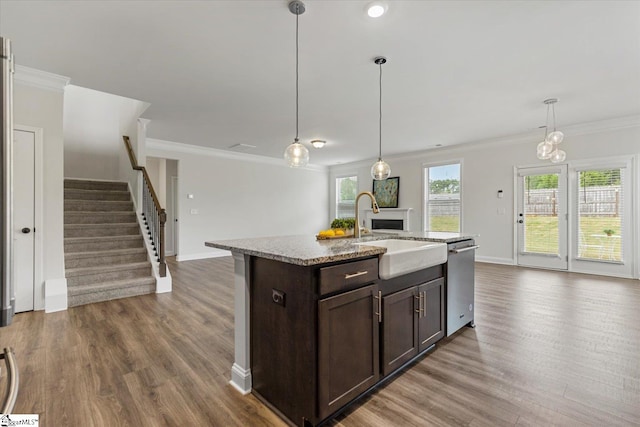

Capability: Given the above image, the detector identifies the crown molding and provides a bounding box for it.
[330,114,640,171]
[146,138,328,172]
[14,65,70,92]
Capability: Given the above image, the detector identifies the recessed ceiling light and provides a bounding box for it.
[366,2,387,18]
[310,139,326,149]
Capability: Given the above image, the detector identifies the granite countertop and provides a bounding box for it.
[206,232,476,266]
[380,231,477,243]
[206,235,387,266]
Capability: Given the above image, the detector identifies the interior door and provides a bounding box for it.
[13,129,35,312]
[516,165,568,270]
[171,175,178,256]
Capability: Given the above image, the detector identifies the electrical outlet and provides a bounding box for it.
[272,289,286,307]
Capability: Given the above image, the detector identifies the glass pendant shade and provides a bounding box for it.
[547,130,564,144]
[371,158,391,180]
[537,140,554,160]
[549,149,566,163]
[537,99,567,163]
[284,140,309,167]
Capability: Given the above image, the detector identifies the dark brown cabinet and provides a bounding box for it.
[318,284,380,420]
[381,277,445,376]
[250,256,380,426]
[250,256,445,426]
[381,286,418,375]
[418,278,445,351]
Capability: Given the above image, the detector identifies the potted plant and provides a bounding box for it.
[603,229,615,237]
[331,218,356,236]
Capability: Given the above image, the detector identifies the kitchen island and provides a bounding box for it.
[206,232,475,426]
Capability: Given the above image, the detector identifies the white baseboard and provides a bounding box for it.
[476,256,514,265]
[45,278,68,313]
[176,250,231,261]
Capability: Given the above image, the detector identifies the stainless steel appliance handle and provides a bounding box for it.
[1,347,19,414]
[449,245,479,254]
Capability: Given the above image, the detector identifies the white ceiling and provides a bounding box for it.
[2,0,639,165]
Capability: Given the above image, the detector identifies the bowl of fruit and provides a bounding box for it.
[316,218,356,240]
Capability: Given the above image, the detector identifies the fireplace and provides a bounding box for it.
[371,219,403,230]
[364,208,413,232]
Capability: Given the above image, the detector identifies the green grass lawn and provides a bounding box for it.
[429,216,459,232]
[525,216,622,261]
[429,215,622,261]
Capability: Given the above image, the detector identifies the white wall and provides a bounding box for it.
[14,82,66,304]
[330,117,640,274]
[147,139,329,260]
[64,85,149,180]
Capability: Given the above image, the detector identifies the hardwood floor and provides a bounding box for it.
[1,258,638,426]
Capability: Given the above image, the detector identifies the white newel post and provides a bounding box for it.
[230,251,252,394]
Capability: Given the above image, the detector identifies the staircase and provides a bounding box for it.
[64,179,156,307]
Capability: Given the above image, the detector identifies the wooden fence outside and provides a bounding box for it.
[525,186,621,217]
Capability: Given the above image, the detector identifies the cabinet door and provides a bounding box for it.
[381,287,418,376]
[418,278,445,352]
[318,284,380,420]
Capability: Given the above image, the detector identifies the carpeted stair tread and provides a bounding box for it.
[64,247,148,268]
[68,276,156,296]
[64,234,143,243]
[64,223,140,238]
[65,199,134,212]
[65,222,138,229]
[67,277,156,307]
[65,211,137,224]
[64,179,128,191]
[66,261,151,278]
[64,188,131,201]
[65,247,147,260]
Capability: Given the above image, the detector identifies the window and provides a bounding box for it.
[576,168,624,262]
[336,175,357,219]
[424,163,461,232]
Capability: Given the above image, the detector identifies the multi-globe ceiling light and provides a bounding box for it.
[536,98,566,163]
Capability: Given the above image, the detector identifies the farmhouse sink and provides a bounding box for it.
[355,239,448,280]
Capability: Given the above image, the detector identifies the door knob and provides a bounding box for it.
[21,227,31,234]
[517,220,523,224]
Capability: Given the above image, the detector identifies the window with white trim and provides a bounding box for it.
[423,163,461,232]
[576,168,625,262]
[336,175,357,219]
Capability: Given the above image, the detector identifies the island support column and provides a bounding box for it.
[230,251,252,394]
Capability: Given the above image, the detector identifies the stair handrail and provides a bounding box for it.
[123,135,166,277]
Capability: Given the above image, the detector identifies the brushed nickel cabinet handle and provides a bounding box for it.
[415,294,421,313]
[345,271,368,279]
[374,290,382,323]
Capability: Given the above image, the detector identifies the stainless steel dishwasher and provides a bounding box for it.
[445,239,479,336]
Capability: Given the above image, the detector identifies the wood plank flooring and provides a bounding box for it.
[0,258,638,426]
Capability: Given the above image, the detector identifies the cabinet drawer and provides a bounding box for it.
[319,258,379,295]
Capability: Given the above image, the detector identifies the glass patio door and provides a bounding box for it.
[516,165,568,270]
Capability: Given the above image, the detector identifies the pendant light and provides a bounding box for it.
[284,0,309,168]
[371,56,391,180]
[536,98,566,163]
